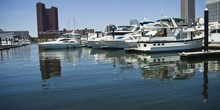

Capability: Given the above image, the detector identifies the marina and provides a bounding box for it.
[1,0,220,110]
[0,44,220,110]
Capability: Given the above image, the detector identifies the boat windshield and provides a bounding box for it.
[210,29,220,33]
[59,39,71,42]
[117,26,133,31]
[156,18,189,27]
[74,35,81,39]
[62,34,73,38]
[61,34,81,39]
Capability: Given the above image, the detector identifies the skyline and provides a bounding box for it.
[0,0,205,37]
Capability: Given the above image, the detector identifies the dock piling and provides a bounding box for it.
[6,38,8,44]
[112,27,115,39]
[140,21,144,36]
[96,31,99,38]
[204,8,209,52]
[0,37,2,47]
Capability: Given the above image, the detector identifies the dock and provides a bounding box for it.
[208,44,220,49]
[179,50,220,61]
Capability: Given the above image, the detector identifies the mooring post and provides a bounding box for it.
[140,21,144,36]
[0,37,2,47]
[96,31,99,38]
[10,38,12,45]
[112,27,115,39]
[6,38,8,44]
[204,8,209,52]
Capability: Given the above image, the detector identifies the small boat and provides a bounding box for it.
[85,31,104,47]
[21,39,31,46]
[135,17,204,53]
[39,32,82,50]
[104,18,155,49]
[103,33,138,49]
[88,26,139,49]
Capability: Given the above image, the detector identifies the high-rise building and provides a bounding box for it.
[36,2,59,38]
[181,0,195,23]
[206,0,220,22]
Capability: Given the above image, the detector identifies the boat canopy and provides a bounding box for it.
[156,17,192,27]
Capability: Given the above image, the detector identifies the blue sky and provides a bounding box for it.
[0,0,205,37]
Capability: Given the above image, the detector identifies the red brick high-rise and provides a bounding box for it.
[36,2,59,38]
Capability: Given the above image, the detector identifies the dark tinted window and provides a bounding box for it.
[210,29,217,33]
[60,39,70,41]
[106,32,132,35]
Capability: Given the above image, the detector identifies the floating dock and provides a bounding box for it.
[208,44,220,49]
[179,50,220,61]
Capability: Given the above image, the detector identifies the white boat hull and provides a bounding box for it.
[209,34,220,44]
[104,40,137,49]
[136,38,203,52]
[87,40,108,48]
[39,43,81,50]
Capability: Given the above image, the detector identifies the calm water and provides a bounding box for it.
[0,44,220,110]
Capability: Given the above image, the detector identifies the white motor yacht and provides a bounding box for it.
[104,18,155,49]
[101,26,140,49]
[136,17,204,53]
[86,31,104,48]
[39,32,82,50]
[88,26,137,49]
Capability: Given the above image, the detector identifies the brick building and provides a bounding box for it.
[36,2,60,39]
[74,28,95,36]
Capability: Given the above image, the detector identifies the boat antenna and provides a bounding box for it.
[217,1,219,22]
[66,18,70,30]
[161,0,163,17]
[173,0,175,17]
[73,18,79,33]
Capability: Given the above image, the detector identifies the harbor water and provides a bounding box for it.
[0,44,220,110]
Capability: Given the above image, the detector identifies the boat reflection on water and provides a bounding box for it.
[90,49,139,70]
[37,47,220,103]
[38,47,220,82]
[137,53,196,80]
[89,49,196,81]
